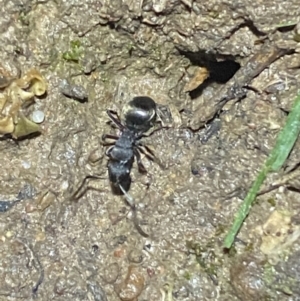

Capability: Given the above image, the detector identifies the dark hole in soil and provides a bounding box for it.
[179,49,240,99]
[208,60,240,83]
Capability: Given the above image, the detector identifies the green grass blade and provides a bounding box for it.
[268,93,300,171]
[223,167,269,248]
[223,92,300,249]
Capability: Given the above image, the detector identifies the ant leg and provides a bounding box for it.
[137,144,165,169]
[71,175,104,201]
[133,148,147,173]
[103,142,115,149]
[137,145,154,161]
[134,147,153,189]
[105,146,114,156]
[102,134,118,141]
[106,110,124,130]
[102,135,116,148]
[141,125,166,138]
[141,143,155,157]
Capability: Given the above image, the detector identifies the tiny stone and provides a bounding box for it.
[99,53,107,63]
[5,231,13,238]
[60,79,88,102]
[22,160,31,169]
[31,110,45,123]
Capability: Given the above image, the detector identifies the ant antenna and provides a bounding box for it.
[118,184,135,209]
[118,184,149,238]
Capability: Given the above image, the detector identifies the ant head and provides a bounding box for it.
[122,96,156,132]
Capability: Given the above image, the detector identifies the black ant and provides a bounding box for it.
[102,96,158,209]
[71,96,161,237]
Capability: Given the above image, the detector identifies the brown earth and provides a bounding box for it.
[0,1,300,300]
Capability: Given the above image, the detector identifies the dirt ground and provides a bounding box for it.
[1,0,300,300]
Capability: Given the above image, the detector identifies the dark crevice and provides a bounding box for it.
[177,20,268,99]
[208,60,240,83]
[179,49,240,99]
[231,19,267,38]
[276,24,297,33]
[107,21,116,30]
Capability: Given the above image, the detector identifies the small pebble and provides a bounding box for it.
[31,110,45,123]
[294,21,300,42]
[0,200,18,212]
[5,231,13,238]
[60,78,88,102]
[21,160,31,169]
[117,265,145,301]
[102,263,120,284]
[128,249,144,264]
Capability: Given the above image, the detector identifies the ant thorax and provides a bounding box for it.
[110,129,136,162]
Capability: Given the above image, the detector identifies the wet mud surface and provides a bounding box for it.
[0,1,300,300]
